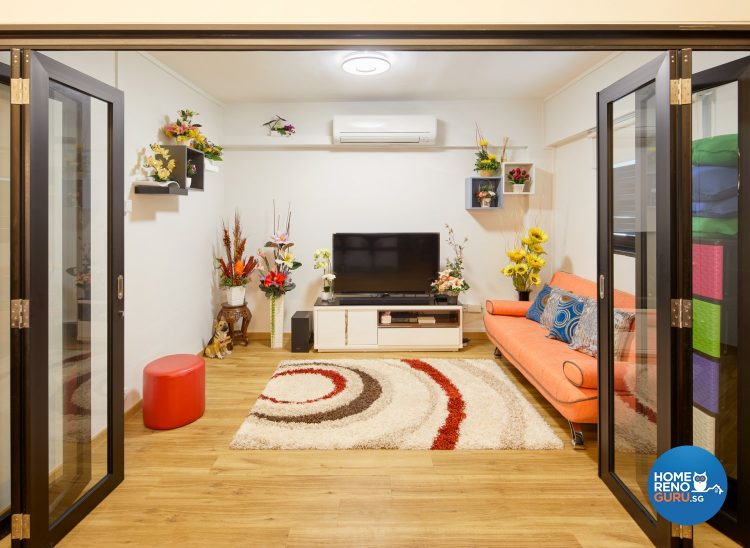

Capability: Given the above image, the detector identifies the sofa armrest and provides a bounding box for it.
[485,300,531,316]
[563,358,633,390]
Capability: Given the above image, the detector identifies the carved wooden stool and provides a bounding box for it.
[216,302,252,347]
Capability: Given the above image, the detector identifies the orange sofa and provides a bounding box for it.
[484,271,636,448]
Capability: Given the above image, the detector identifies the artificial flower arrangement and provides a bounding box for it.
[263,115,296,136]
[187,159,198,177]
[431,225,470,297]
[507,167,530,187]
[474,126,499,174]
[256,207,302,297]
[216,212,257,288]
[163,109,202,145]
[143,143,176,182]
[476,182,497,205]
[502,227,549,294]
[193,137,224,161]
[313,248,336,300]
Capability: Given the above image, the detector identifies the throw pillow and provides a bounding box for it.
[525,284,553,323]
[547,294,588,344]
[539,287,579,329]
[568,304,636,359]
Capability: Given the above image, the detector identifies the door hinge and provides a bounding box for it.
[10,78,30,105]
[10,299,30,329]
[11,513,31,540]
[670,77,692,105]
[671,522,693,540]
[671,298,692,328]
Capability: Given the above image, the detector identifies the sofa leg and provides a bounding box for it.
[568,421,585,449]
[493,347,503,359]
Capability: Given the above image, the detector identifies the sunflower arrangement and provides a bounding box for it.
[502,227,549,292]
[216,211,257,287]
[143,143,176,182]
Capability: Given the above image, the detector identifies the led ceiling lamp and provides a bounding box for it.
[341,52,391,76]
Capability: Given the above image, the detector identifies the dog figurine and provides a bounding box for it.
[204,319,232,359]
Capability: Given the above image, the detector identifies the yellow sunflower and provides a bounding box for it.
[529,243,545,254]
[529,273,541,286]
[506,248,526,262]
[521,236,532,246]
[515,263,529,276]
[501,264,516,277]
[526,254,546,269]
[528,227,549,243]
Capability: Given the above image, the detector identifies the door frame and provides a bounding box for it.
[11,49,124,547]
[690,55,750,547]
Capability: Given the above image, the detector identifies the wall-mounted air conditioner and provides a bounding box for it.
[332,115,437,145]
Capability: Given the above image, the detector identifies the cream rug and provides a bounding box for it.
[230,358,563,450]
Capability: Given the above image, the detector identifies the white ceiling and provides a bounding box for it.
[149,51,613,104]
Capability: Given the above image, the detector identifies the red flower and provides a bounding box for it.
[263,273,275,287]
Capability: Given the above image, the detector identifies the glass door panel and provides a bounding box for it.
[610,82,658,517]
[46,80,110,524]
[691,53,750,547]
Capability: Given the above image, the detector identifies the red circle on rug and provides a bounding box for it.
[258,368,348,404]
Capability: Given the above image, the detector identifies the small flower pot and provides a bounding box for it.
[513,184,526,193]
[321,289,334,302]
[446,294,459,305]
[185,177,192,189]
[480,197,492,208]
[226,286,246,306]
[518,290,530,302]
[479,169,497,177]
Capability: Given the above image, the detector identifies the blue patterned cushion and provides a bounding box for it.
[525,284,553,323]
[547,294,588,344]
[538,287,579,329]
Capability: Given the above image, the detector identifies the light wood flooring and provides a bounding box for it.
[45,338,737,547]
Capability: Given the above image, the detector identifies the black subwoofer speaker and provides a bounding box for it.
[291,311,313,352]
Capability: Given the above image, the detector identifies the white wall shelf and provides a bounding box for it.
[223,138,529,153]
[502,162,535,195]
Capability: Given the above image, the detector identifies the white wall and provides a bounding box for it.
[222,99,553,333]
[44,52,226,403]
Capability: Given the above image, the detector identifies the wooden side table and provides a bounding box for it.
[216,302,252,347]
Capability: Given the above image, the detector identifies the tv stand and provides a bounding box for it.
[313,299,463,352]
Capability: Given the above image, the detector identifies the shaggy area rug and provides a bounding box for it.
[230,358,563,450]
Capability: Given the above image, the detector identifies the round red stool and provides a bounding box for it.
[143,354,205,430]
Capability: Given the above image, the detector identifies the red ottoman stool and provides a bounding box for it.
[143,354,205,430]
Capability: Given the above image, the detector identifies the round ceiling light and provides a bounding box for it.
[341,52,391,76]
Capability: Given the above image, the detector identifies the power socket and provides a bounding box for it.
[462,303,482,314]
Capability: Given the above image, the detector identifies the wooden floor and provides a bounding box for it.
[51,338,737,547]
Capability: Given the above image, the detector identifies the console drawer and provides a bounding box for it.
[378,327,460,347]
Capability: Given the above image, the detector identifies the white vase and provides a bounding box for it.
[269,294,285,349]
[321,290,333,302]
[513,184,525,194]
[226,286,246,306]
[185,177,192,189]
[480,197,492,208]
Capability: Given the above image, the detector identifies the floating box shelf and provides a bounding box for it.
[163,145,205,191]
[502,162,535,195]
[465,177,502,210]
[134,183,188,196]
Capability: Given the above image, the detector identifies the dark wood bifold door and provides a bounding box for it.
[9,50,124,547]
[597,50,694,547]
[690,54,750,547]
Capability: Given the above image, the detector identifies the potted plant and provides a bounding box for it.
[163,109,202,147]
[263,115,296,137]
[507,167,530,193]
[143,143,177,186]
[476,182,497,208]
[216,212,257,306]
[502,226,549,301]
[186,159,197,188]
[193,138,223,161]
[474,127,499,177]
[313,248,336,301]
[256,205,302,348]
[431,225,469,305]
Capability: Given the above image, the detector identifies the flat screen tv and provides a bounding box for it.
[332,233,440,294]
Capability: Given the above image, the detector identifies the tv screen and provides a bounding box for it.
[332,233,440,294]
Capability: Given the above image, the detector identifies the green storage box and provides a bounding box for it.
[693,299,722,358]
[692,133,738,167]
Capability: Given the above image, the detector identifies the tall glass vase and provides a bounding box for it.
[269,293,285,349]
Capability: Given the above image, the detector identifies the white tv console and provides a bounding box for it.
[313,300,463,352]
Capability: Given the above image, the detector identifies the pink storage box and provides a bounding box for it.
[693,243,723,300]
